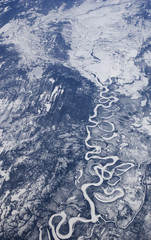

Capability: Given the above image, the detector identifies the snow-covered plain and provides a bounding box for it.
[0,0,150,97]
[0,0,151,239]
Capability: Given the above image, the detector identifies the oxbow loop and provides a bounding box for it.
[48,77,136,240]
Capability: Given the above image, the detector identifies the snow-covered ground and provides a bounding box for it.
[0,0,150,98]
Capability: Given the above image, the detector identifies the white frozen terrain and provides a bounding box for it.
[0,0,151,240]
[0,0,150,97]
